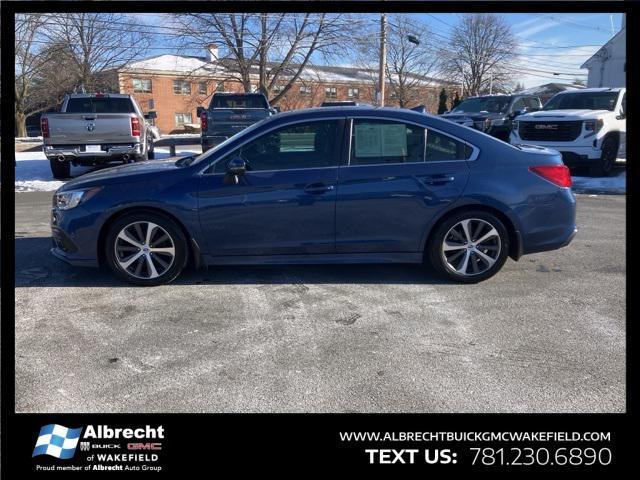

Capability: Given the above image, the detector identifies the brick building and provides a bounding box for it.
[107,47,454,134]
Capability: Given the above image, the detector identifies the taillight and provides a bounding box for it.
[41,117,50,138]
[200,111,207,131]
[131,115,141,137]
[529,165,572,188]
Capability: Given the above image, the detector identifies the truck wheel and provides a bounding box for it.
[49,157,71,179]
[590,136,618,177]
[147,137,155,159]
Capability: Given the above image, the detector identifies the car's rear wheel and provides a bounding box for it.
[427,211,509,283]
[49,157,71,179]
[105,212,187,286]
[590,136,618,177]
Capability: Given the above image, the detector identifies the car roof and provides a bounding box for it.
[556,87,623,94]
[66,93,130,98]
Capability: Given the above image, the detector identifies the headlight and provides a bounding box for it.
[584,119,604,135]
[54,187,102,210]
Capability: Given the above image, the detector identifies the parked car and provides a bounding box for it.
[51,106,576,286]
[440,94,543,141]
[199,92,275,153]
[510,88,626,176]
[41,93,159,179]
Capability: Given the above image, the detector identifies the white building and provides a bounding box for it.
[581,15,626,88]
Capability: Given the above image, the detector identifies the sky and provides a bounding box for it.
[132,12,625,89]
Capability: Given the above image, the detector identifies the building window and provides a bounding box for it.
[250,85,258,93]
[173,80,191,95]
[325,87,337,99]
[148,99,155,110]
[273,85,285,94]
[133,78,152,93]
[198,82,207,95]
[216,82,225,92]
[348,88,359,99]
[175,113,193,126]
[300,85,312,96]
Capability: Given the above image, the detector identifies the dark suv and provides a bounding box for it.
[440,94,542,141]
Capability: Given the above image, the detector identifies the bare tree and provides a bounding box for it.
[15,14,47,137]
[354,16,441,108]
[40,13,152,91]
[439,14,519,97]
[172,13,353,105]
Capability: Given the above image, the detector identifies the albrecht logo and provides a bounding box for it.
[33,424,83,459]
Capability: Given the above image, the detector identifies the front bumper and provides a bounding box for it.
[50,206,101,267]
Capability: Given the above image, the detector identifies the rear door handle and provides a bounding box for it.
[424,174,455,185]
[304,183,335,194]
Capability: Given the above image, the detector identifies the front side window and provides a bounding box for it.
[215,120,340,173]
[350,119,425,166]
[511,98,526,112]
[133,78,152,93]
[173,80,191,95]
[175,113,193,126]
[426,130,470,162]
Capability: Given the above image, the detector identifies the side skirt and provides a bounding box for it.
[203,252,423,266]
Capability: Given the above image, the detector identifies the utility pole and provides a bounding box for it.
[378,12,387,107]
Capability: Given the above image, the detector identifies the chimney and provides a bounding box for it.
[207,44,218,63]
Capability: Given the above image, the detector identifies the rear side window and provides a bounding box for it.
[214,120,340,173]
[425,130,470,162]
[65,98,135,113]
[525,97,541,109]
[350,119,425,165]
[211,95,268,109]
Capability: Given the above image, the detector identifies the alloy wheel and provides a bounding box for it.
[114,221,175,279]
[441,218,502,276]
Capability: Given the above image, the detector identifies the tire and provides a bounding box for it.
[427,210,510,283]
[147,137,155,159]
[104,212,188,286]
[590,136,618,177]
[49,157,71,179]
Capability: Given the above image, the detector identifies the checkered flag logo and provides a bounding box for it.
[32,424,83,459]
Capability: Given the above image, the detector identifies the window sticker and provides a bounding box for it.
[354,123,408,158]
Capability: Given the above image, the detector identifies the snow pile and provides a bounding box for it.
[571,170,626,195]
[13,147,200,192]
[123,54,222,75]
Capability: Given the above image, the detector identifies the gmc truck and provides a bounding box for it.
[199,93,275,152]
[510,88,626,176]
[41,93,160,179]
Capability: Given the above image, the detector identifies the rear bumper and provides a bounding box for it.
[44,143,142,163]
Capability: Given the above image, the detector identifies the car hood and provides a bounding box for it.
[519,109,611,120]
[441,111,505,121]
[58,159,185,191]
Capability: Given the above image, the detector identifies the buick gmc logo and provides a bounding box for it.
[534,124,558,130]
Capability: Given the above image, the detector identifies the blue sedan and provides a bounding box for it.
[50,106,577,285]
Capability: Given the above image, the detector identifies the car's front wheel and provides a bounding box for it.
[590,136,618,177]
[105,212,187,286]
[427,211,509,283]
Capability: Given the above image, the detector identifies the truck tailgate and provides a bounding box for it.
[206,109,270,136]
[45,113,138,144]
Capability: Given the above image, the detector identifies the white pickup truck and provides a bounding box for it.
[510,88,626,176]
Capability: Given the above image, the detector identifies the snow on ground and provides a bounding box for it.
[13,147,199,192]
[571,170,626,195]
[12,148,627,195]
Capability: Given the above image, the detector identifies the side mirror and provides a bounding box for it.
[144,111,157,120]
[616,111,626,120]
[512,108,527,118]
[227,157,246,175]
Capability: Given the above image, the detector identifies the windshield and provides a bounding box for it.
[451,96,510,114]
[211,95,268,109]
[188,116,274,166]
[542,91,619,111]
[66,97,135,113]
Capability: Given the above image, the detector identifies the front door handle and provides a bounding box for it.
[304,183,335,194]
[424,174,455,186]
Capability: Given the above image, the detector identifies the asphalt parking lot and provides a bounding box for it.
[15,191,625,413]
